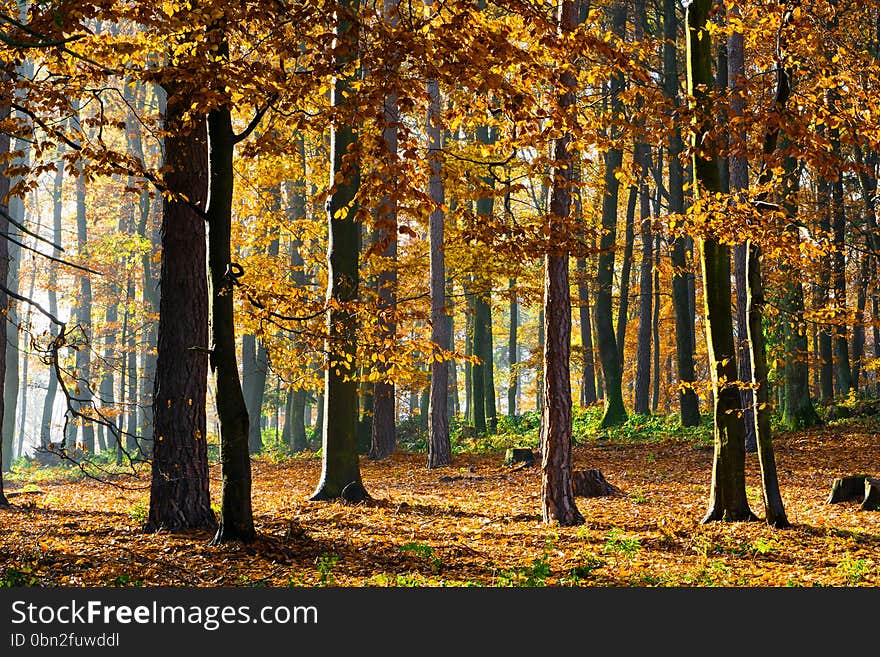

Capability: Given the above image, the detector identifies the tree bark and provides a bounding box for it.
[541,0,584,527]
[207,100,254,544]
[507,279,518,417]
[311,0,367,501]
[576,258,597,406]
[145,90,214,533]
[686,0,755,524]
[664,0,700,427]
[595,0,628,429]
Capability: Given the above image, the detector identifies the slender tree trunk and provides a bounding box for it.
[664,0,700,426]
[634,152,653,415]
[541,0,583,527]
[0,102,10,501]
[370,0,400,460]
[40,161,64,450]
[616,183,636,372]
[311,0,367,500]
[595,0,627,429]
[687,0,755,524]
[447,278,459,418]
[829,117,852,397]
[728,15,757,452]
[781,156,820,430]
[145,91,214,532]
[73,144,95,454]
[469,282,487,433]
[508,279,518,418]
[576,259,597,406]
[851,249,868,392]
[816,180,834,402]
[651,234,662,413]
[207,99,254,543]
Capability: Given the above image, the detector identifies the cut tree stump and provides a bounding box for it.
[826,475,870,504]
[860,477,880,511]
[572,469,623,498]
[503,448,535,467]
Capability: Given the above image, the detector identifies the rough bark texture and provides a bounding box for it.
[311,0,367,500]
[145,92,214,533]
[687,0,755,524]
[664,0,700,427]
[207,102,254,544]
[541,0,583,528]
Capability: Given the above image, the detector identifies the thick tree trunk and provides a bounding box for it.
[145,92,214,533]
[207,102,254,544]
[664,0,700,427]
[541,0,583,528]
[687,0,755,524]
[311,0,367,501]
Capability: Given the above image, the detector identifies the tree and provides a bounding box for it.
[310,0,368,502]
[541,0,583,527]
[145,89,214,532]
[686,0,755,524]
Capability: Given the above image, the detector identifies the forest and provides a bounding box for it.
[0,0,878,589]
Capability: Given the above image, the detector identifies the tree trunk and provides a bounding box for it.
[145,91,214,533]
[207,100,254,544]
[576,258,597,406]
[851,251,868,392]
[651,234,662,413]
[595,0,627,429]
[370,5,399,459]
[311,0,367,501]
[687,0,755,524]
[634,152,653,415]
[829,120,852,397]
[0,102,10,502]
[728,17,757,452]
[664,0,700,427]
[780,155,820,430]
[73,145,96,454]
[541,0,583,528]
[40,161,64,450]
[426,44,451,468]
[507,279,518,418]
[816,180,835,402]
[616,182,636,373]
[469,282,487,434]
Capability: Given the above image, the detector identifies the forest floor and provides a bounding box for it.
[1,416,879,587]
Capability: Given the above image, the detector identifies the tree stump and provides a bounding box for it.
[860,477,880,511]
[826,475,870,504]
[572,469,623,498]
[503,448,535,467]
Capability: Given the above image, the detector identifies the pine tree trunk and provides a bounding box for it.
[541,0,583,527]
[145,89,214,532]
[687,0,755,524]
